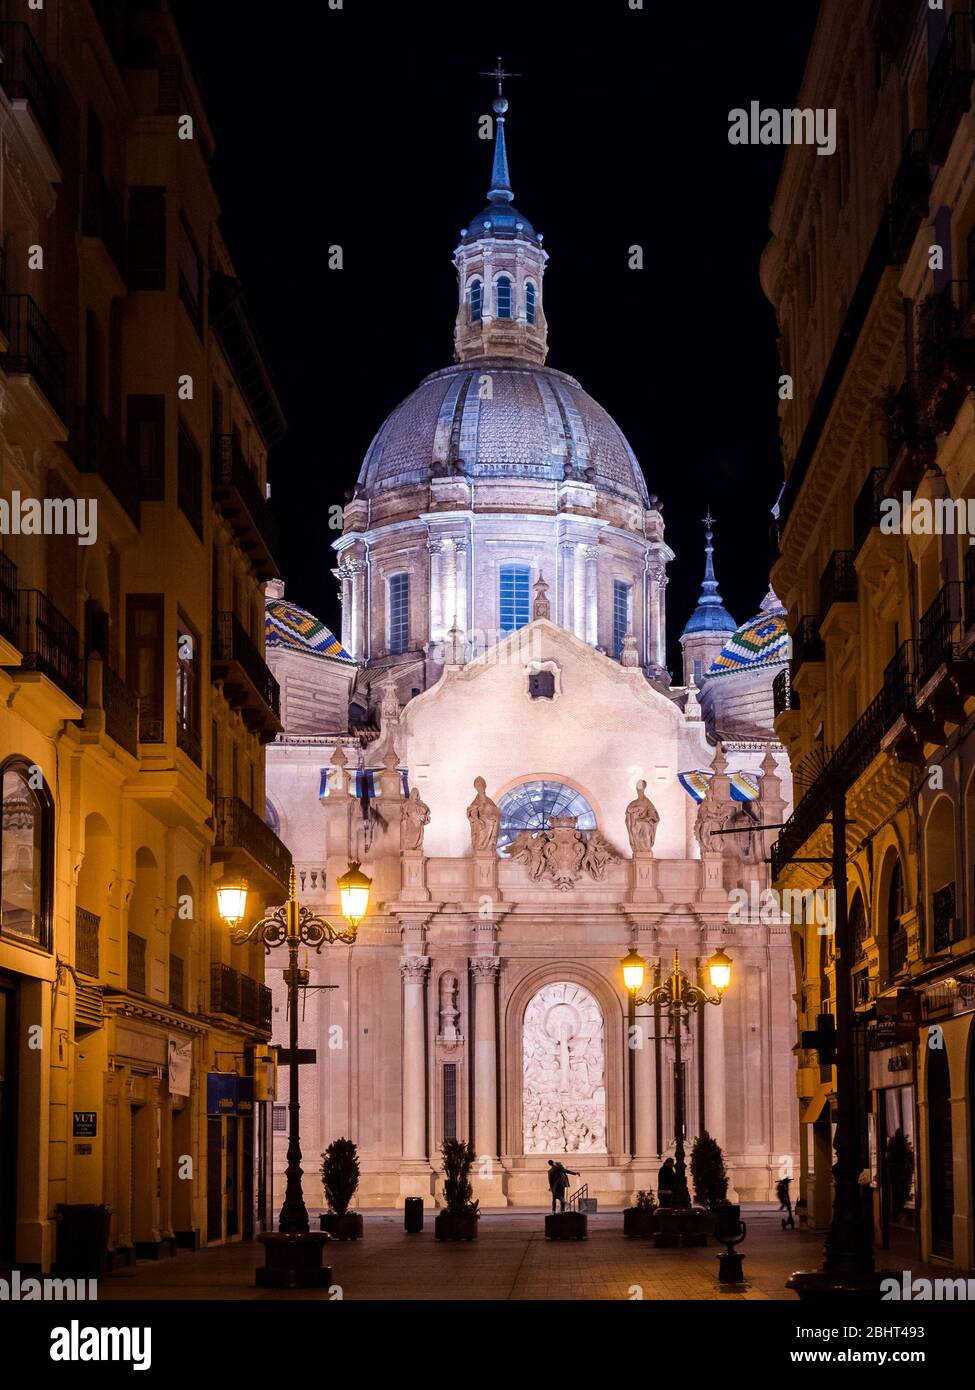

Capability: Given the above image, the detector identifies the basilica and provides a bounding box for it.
[263,86,798,1207]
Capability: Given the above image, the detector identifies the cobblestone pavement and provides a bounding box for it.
[96,1207,940,1301]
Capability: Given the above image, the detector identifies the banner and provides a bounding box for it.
[167,1036,192,1097]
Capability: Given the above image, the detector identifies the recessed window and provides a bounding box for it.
[496,275,512,319]
[613,580,632,658]
[0,758,53,948]
[469,279,482,323]
[497,780,597,853]
[499,564,530,634]
[526,281,536,324]
[176,617,202,765]
[388,572,409,654]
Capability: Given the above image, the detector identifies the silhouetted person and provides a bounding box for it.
[777,1176,795,1230]
[657,1157,676,1207]
[547,1159,579,1213]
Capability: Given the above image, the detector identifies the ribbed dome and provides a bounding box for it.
[356,358,650,506]
[707,590,789,675]
[266,596,352,662]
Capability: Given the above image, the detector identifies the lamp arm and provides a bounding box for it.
[298,909,358,951]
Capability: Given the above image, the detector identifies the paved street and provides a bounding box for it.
[96,1207,932,1301]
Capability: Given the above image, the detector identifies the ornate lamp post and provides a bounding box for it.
[216,861,371,1286]
[621,946,732,1207]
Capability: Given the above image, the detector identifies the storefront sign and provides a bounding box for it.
[167,1037,192,1098]
[72,1111,97,1137]
[207,1072,237,1116]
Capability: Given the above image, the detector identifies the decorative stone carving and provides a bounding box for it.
[379,675,400,729]
[400,786,431,852]
[620,631,639,667]
[467,777,500,853]
[400,956,430,982]
[505,817,621,890]
[625,781,659,853]
[532,573,551,619]
[523,982,607,1155]
[694,784,734,854]
[437,972,461,1045]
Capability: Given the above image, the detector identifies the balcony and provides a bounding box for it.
[259,983,272,1031]
[176,715,202,767]
[77,403,140,526]
[75,907,100,979]
[169,953,185,1010]
[772,667,799,718]
[211,963,240,1018]
[82,173,127,285]
[790,616,824,679]
[819,550,858,636]
[213,794,292,891]
[211,435,279,581]
[0,294,68,429]
[888,130,930,263]
[138,697,164,745]
[10,589,84,706]
[917,582,973,714]
[928,11,975,164]
[853,469,889,556]
[127,932,147,995]
[84,654,139,756]
[0,22,60,164]
[240,974,259,1025]
[879,640,942,765]
[915,281,975,432]
[209,273,287,448]
[882,374,935,488]
[966,545,975,632]
[0,548,17,651]
[211,611,282,740]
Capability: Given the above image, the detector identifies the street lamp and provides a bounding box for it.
[623,946,731,1207]
[216,861,371,1285]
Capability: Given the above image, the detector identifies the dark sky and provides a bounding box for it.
[172,0,821,671]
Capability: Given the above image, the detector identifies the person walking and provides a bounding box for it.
[777,1175,795,1230]
[547,1159,580,1214]
[657,1157,676,1207]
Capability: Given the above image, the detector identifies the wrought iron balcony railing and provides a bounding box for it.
[211,435,279,581]
[213,795,292,889]
[211,610,281,732]
[0,294,68,423]
[176,714,202,767]
[965,545,975,633]
[790,616,824,677]
[853,469,888,556]
[932,881,961,952]
[772,667,799,719]
[138,697,164,745]
[211,962,240,1017]
[75,906,100,979]
[169,953,185,1011]
[78,402,140,525]
[917,582,964,689]
[83,173,126,282]
[0,22,60,156]
[888,129,930,262]
[820,550,858,616]
[13,589,84,705]
[100,662,139,756]
[0,548,17,648]
[928,10,975,163]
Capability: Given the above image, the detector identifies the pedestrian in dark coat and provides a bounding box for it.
[777,1176,795,1229]
[657,1157,676,1207]
[547,1159,580,1213]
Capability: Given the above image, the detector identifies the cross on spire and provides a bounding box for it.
[702,509,716,532]
[480,56,520,96]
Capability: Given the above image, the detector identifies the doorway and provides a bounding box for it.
[0,977,18,1265]
[927,1047,954,1258]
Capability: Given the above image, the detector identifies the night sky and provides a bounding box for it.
[171,0,821,671]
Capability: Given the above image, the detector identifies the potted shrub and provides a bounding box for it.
[623,1188,658,1237]
[319,1138,363,1240]
[434,1138,479,1241]
[690,1131,728,1209]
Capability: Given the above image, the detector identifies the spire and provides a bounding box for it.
[681,511,737,637]
[480,57,518,204]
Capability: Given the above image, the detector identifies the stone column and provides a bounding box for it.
[428,542,444,647]
[585,545,599,646]
[339,566,353,653]
[443,538,458,631]
[559,542,573,631]
[454,540,469,639]
[349,559,366,660]
[645,555,668,677]
[401,957,430,1163]
[573,543,587,640]
[703,985,727,1151]
[471,957,506,1206]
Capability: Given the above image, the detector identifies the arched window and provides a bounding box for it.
[265,798,281,836]
[887,858,907,979]
[499,564,530,634]
[388,572,409,654]
[525,281,536,324]
[468,278,482,324]
[496,275,512,319]
[1,757,53,948]
[498,780,596,853]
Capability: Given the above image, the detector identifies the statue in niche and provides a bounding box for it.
[467,777,500,853]
[624,780,660,853]
[400,787,430,852]
[438,973,460,1043]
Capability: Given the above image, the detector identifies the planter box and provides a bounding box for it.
[320,1212,363,1241]
[623,1207,658,1238]
[434,1211,478,1241]
[652,1207,710,1248]
[545,1211,588,1240]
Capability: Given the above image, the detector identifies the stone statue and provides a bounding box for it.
[467,776,500,853]
[438,973,460,1043]
[506,829,546,880]
[625,781,660,853]
[725,802,761,864]
[400,786,430,852]
[379,675,400,729]
[695,792,732,854]
[582,831,616,880]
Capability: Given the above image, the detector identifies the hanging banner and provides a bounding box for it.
[167,1036,192,1097]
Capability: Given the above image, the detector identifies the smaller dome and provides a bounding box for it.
[266,596,352,661]
[461,203,537,244]
[707,592,789,675]
[682,602,738,637]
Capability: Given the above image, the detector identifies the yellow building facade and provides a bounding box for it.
[764,0,975,1270]
[0,0,288,1273]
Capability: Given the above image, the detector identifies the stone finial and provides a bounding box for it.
[760,745,783,803]
[620,630,639,667]
[443,623,468,667]
[532,573,551,620]
[684,679,702,720]
[379,675,400,728]
[328,742,350,796]
[379,745,402,798]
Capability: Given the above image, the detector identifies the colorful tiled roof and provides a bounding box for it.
[265,598,352,661]
[707,589,789,674]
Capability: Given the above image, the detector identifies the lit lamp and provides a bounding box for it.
[215,882,248,928]
[707,947,732,994]
[622,947,647,993]
[337,860,372,926]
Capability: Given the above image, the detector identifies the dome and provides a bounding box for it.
[461,203,537,243]
[265,596,352,661]
[682,601,737,636]
[356,358,650,506]
[707,589,788,674]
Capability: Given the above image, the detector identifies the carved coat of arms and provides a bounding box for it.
[505,816,621,890]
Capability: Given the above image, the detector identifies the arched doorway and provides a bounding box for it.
[927,1044,954,1259]
[522,982,606,1155]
